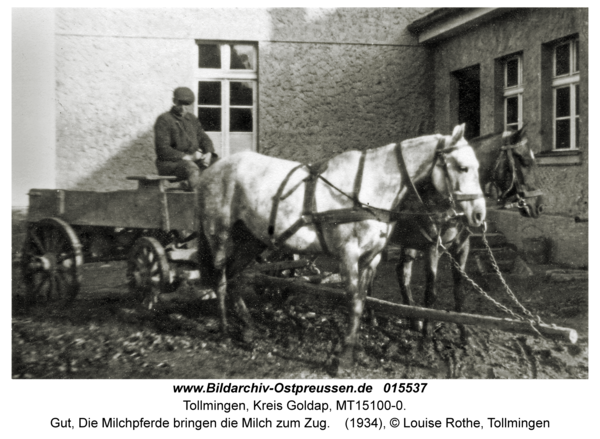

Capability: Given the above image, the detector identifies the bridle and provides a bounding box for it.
[393,136,485,243]
[491,139,543,216]
[399,136,483,222]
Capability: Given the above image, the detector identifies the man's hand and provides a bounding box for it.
[193,151,204,161]
[200,152,212,167]
[182,154,194,161]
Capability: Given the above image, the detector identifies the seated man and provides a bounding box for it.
[154,87,217,191]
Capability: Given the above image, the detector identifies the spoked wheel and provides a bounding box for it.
[126,237,171,310]
[20,217,83,305]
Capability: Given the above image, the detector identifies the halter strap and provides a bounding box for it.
[352,150,367,207]
[395,136,446,207]
[492,138,543,207]
[435,140,484,204]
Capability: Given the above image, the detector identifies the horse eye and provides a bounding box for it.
[458,166,469,173]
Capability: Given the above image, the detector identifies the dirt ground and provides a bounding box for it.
[11,252,588,379]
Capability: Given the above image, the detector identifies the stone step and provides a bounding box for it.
[470,232,508,248]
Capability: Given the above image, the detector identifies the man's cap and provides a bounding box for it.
[173,87,195,105]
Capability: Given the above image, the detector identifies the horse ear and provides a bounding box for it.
[451,124,465,144]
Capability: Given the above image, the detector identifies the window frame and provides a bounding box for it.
[503,54,524,131]
[551,38,579,150]
[194,41,258,157]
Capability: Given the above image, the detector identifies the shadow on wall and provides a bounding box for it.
[258,8,435,164]
[71,130,157,192]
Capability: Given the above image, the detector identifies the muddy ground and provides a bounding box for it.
[12,252,588,379]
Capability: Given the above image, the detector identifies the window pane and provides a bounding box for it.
[576,84,580,116]
[555,43,570,76]
[198,108,221,132]
[576,117,580,148]
[230,82,253,106]
[230,108,253,132]
[198,82,221,106]
[555,87,570,118]
[506,58,519,87]
[198,44,221,69]
[574,40,579,72]
[555,119,570,149]
[506,96,519,125]
[230,45,256,70]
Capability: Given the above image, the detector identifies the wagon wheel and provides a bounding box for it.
[126,237,171,310]
[20,217,83,305]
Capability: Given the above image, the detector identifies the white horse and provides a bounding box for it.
[197,124,485,373]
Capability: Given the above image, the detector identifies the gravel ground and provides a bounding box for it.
[12,254,588,379]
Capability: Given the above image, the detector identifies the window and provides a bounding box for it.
[195,42,258,157]
[503,55,523,131]
[552,38,579,150]
[453,65,480,140]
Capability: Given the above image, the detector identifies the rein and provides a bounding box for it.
[265,136,481,256]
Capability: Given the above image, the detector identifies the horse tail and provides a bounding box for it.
[197,221,219,289]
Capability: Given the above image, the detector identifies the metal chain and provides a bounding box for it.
[439,237,546,340]
[481,233,545,325]
[438,241,526,320]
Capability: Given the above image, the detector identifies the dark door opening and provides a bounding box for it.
[454,65,480,140]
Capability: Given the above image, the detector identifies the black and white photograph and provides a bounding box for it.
[8,4,593,436]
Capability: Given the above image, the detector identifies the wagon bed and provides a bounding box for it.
[21,176,203,308]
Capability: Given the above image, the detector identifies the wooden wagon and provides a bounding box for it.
[20,176,204,307]
[19,175,577,345]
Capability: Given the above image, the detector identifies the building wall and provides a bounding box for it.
[428,8,588,266]
[430,8,588,218]
[54,8,436,191]
[13,9,56,208]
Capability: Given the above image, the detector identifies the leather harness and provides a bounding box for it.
[491,139,544,212]
[265,137,482,257]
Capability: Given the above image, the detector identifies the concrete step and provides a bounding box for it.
[470,232,509,249]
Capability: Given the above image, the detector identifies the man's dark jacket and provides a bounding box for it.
[154,107,216,162]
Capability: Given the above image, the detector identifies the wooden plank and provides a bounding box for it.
[253,259,311,272]
[164,192,197,230]
[27,189,63,221]
[27,188,197,231]
[245,272,578,344]
[60,191,167,229]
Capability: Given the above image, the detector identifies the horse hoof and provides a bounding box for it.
[411,320,423,332]
[326,357,340,377]
[337,350,355,372]
[241,327,256,344]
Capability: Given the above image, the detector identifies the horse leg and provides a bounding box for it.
[335,248,362,371]
[396,249,421,331]
[359,252,381,341]
[450,236,470,345]
[213,246,231,336]
[365,280,378,327]
[222,224,267,342]
[422,245,440,338]
[336,251,381,372]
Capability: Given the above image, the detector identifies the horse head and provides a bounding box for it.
[430,124,486,228]
[492,127,544,218]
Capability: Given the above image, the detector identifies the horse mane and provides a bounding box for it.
[470,131,504,144]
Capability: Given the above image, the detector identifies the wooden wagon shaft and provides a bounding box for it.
[252,259,312,272]
[245,272,578,344]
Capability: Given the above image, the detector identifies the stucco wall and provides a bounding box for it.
[54,8,435,191]
[430,8,588,218]
[488,210,588,268]
[427,8,588,265]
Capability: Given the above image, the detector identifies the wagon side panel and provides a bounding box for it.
[165,192,197,231]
